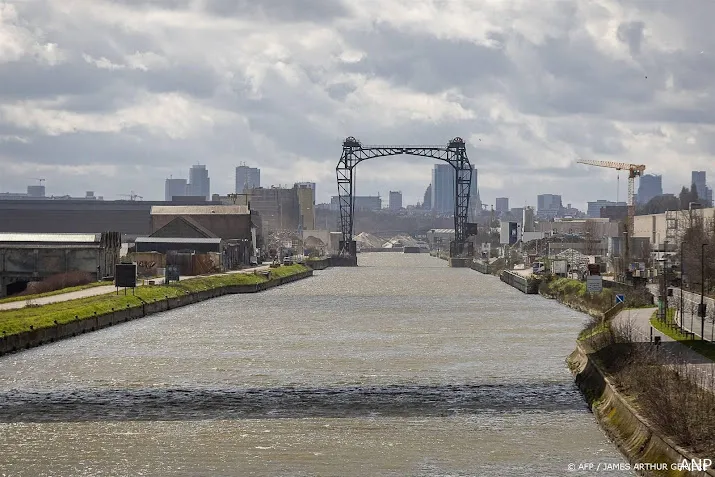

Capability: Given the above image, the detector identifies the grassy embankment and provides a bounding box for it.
[0,265,309,337]
[650,310,715,361]
[0,281,110,305]
[540,277,617,318]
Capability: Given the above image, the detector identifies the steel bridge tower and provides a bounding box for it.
[336,136,473,259]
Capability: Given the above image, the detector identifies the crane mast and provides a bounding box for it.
[576,158,646,279]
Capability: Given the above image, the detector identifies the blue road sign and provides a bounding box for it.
[615,294,625,304]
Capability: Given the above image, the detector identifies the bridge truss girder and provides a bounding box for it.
[336,136,473,257]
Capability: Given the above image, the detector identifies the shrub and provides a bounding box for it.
[19,271,95,296]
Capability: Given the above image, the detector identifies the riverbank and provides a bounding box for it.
[569,340,715,477]
[0,264,313,356]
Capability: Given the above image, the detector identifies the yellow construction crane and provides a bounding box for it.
[576,159,646,234]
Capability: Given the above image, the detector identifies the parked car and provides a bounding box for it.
[283,256,292,265]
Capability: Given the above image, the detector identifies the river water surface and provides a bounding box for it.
[0,253,629,476]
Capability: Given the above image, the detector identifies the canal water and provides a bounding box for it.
[0,253,629,476]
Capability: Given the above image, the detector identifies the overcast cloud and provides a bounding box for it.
[0,0,713,209]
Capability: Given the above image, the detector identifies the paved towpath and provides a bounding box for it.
[0,265,271,311]
[614,307,714,389]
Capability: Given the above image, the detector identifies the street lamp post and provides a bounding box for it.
[663,241,669,322]
[700,243,707,340]
[680,240,685,333]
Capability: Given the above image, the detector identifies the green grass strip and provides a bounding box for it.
[0,265,309,337]
[0,281,111,305]
[650,311,715,362]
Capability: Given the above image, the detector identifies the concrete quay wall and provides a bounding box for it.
[0,270,313,357]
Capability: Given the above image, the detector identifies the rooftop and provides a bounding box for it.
[150,205,250,215]
[135,237,222,244]
[0,233,101,243]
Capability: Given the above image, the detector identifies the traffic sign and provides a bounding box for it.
[586,275,603,293]
[615,294,625,304]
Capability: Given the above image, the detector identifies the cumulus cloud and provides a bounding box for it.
[0,0,713,209]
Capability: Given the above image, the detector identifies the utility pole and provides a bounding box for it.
[680,240,685,333]
[663,240,668,321]
[700,242,707,340]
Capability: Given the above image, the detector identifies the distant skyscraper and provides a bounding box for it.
[537,194,562,219]
[422,184,432,209]
[236,165,261,193]
[188,165,210,200]
[523,207,535,232]
[430,164,479,215]
[587,200,627,218]
[389,191,403,210]
[495,197,509,214]
[468,165,481,219]
[431,164,454,214]
[295,183,316,231]
[691,171,711,205]
[637,174,662,205]
[165,178,188,201]
[26,185,45,198]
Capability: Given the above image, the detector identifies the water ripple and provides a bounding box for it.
[0,382,586,422]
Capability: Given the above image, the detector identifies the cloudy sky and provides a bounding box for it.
[0,0,713,209]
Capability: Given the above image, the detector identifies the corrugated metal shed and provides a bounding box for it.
[0,233,101,243]
[135,237,222,244]
[150,205,249,215]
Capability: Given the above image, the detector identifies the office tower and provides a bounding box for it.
[495,198,509,214]
[422,184,432,209]
[249,186,301,232]
[523,207,535,232]
[431,164,454,213]
[295,183,316,230]
[330,195,382,211]
[389,191,403,210]
[236,165,261,193]
[469,165,481,218]
[587,200,627,218]
[165,178,188,201]
[537,194,562,219]
[691,171,711,205]
[26,185,45,198]
[188,165,210,200]
[637,174,662,205]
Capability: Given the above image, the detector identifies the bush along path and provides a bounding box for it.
[0,265,311,355]
[539,276,653,318]
[571,307,715,472]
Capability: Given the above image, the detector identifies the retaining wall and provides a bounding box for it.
[500,270,540,294]
[569,344,715,477]
[0,269,313,357]
[329,256,358,267]
[305,258,330,270]
[471,260,490,274]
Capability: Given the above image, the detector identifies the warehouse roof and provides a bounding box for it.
[150,205,249,215]
[135,237,222,244]
[0,233,102,243]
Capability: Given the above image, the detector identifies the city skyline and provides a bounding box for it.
[0,2,712,213]
[5,163,714,213]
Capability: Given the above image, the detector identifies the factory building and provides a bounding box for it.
[0,232,121,298]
